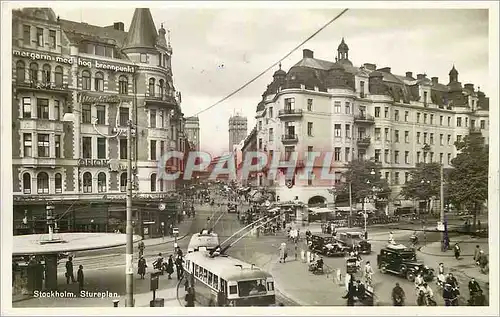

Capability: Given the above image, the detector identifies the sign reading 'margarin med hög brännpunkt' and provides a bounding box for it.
[13,50,136,73]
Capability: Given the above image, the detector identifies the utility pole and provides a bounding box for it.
[440,164,445,248]
[348,182,353,228]
[125,120,134,307]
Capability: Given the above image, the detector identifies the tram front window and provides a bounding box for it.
[238,279,267,296]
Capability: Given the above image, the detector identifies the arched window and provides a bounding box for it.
[120,173,127,192]
[149,78,155,96]
[82,70,91,90]
[42,64,51,84]
[94,71,104,91]
[150,173,157,192]
[37,172,49,194]
[159,178,164,191]
[97,172,107,193]
[16,61,25,82]
[82,172,92,193]
[55,173,62,193]
[23,173,31,194]
[54,66,63,87]
[118,75,128,94]
[159,79,164,98]
[29,63,39,82]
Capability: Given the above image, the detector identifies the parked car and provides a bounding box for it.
[336,232,371,254]
[376,244,434,282]
[309,234,346,257]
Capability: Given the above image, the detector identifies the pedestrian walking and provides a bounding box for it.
[138,256,147,279]
[392,282,405,306]
[185,287,195,307]
[336,268,342,286]
[454,242,461,260]
[166,255,175,279]
[294,242,298,261]
[77,265,84,294]
[65,256,76,284]
[175,255,184,280]
[138,240,145,258]
[473,245,481,264]
[279,242,287,263]
[300,249,306,263]
[477,250,488,274]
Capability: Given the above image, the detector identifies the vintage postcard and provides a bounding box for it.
[1,1,498,316]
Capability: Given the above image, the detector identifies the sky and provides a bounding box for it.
[35,3,490,156]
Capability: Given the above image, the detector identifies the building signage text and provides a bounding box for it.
[79,93,121,104]
[78,159,109,167]
[13,50,136,73]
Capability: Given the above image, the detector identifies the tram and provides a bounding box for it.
[187,229,220,253]
[183,251,276,306]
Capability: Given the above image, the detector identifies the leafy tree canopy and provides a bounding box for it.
[338,159,390,203]
[401,162,442,201]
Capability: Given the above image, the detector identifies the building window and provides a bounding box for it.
[480,120,485,129]
[36,98,49,119]
[54,173,62,193]
[120,138,127,159]
[119,107,129,126]
[82,104,91,123]
[430,152,434,162]
[140,53,147,63]
[308,171,313,186]
[82,70,91,90]
[394,110,399,121]
[54,66,63,87]
[405,172,410,183]
[465,117,469,127]
[149,78,155,96]
[375,149,381,163]
[97,172,106,193]
[405,151,409,164]
[360,81,365,98]
[471,119,475,128]
[440,115,443,126]
[385,172,390,183]
[55,135,61,158]
[404,111,409,122]
[82,172,92,193]
[424,132,429,144]
[404,131,409,143]
[457,135,462,143]
[345,147,350,161]
[22,97,32,118]
[384,107,389,118]
[440,153,444,164]
[95,45,105,56]
[269,128,274,141]
[120,173,127,192]
[374,128,381,141]
[150,173,157,192]
[394,172,400,185]
[16,61,25,82]
[457,117,462,127]
[423,113,427,124]
[394,130,399,143]
[447,134,451,145]
[23,173,31,194]
[423,91,428,106]
[334,101,341,113]
[269,107,274,118]
[334,124,341,137]
[23,25,30,44]
[447,153,451,164]
[97,138,106,159]
[159,110,165,128]
[417,151,421,163]
[82,137,92,159]
[150,140,157,160]
[37,172,49,194]
[345,124,351,139]
[23,133,32,157]
[358,149,366,161]
[384,149,389,163]
[29,62,38,81]
[374,107,380,118]
[448,117,451,126]
[118,75,128,94]
[334,147,341,161]
[430,114,434,125]
[417,113,420,123]
[36,27,43,46]
[258,138,262,150]
[160,140,165,157]
[37,134,49,157]
[285,146,294,160]
[423,152,428,163]
[96,105,106,125]
[49,30,56,48]
[440,134,444,145]
[394,151,399,164]
[150,109,157,128]
[307,122,313,136]
[284,98,295,110]
[159,79,165,98]
[94,72,104,91]
[345,102,350,114]
[430,133,434,145]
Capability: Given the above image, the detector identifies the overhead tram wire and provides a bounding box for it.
[188,8,350,118]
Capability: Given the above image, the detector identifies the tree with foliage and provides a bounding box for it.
[339,159,391,211]
[401,162,442,215]
[448,133,488,229]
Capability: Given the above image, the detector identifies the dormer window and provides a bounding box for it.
[140,53,148,63]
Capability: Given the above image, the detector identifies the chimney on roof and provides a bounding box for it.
[113,22,125,31]
[417,73,426,80]
[431,77,438,84]
[405,72,413,79]
[303,49,314,59]
[464,83,474,92]
[364,63,376,71]
[378,67,391,73]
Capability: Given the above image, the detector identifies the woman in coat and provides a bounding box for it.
[166,255,175,279]
[138,256,147,279]
[279,242,288,263]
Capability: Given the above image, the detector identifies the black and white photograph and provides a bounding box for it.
[1,1,498,315]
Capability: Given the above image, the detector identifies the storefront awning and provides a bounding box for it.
[267,207,280,213]
[309,207,335,214]
[336,207,352,213]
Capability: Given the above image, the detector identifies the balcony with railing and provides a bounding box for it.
[278,108,303,119]
[354,113,375,124]
[16,79,70,95]
[469,126,482,134]
[356,136,371,147]
[144,90,178,108]
[281,134,298,144]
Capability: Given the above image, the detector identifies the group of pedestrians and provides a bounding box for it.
[65,256,84,294]
[137,243,185,281]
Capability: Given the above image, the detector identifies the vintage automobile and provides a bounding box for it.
[376,244,434,282]
[309,234,347,257]
[336,232,371,254]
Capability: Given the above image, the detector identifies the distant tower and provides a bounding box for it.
[228,115,248,152]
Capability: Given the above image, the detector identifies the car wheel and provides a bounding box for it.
[406,271,415,282]
[380,264,388,274]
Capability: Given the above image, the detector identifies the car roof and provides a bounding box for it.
[384,244,414,252]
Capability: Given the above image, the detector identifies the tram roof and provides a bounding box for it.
[185,251,272,281]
